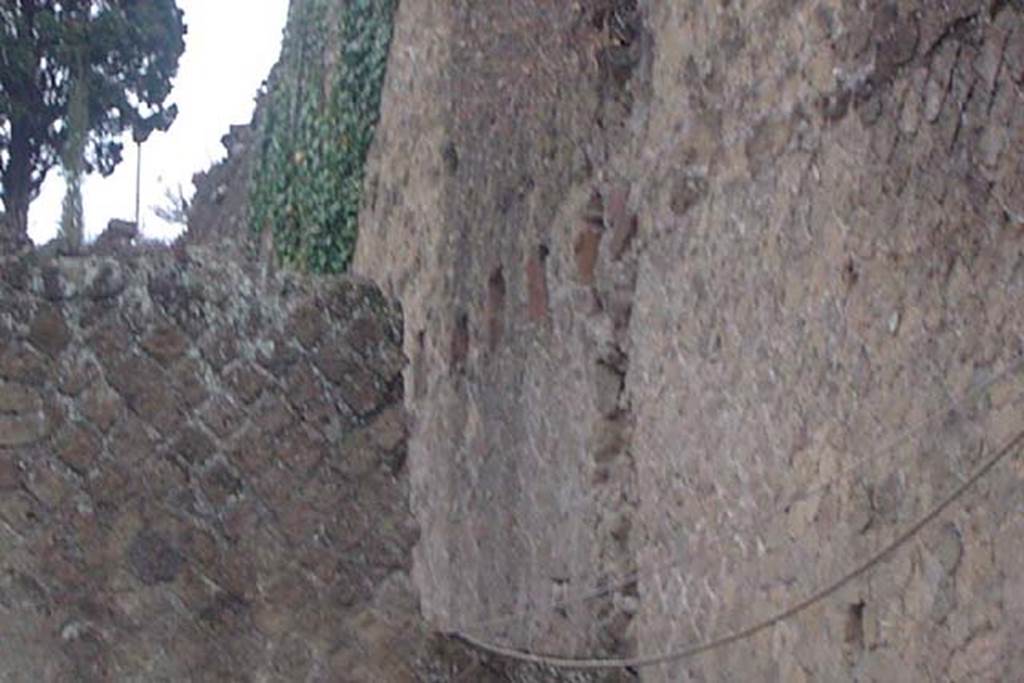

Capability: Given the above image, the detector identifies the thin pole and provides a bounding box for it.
[135,140,142,229]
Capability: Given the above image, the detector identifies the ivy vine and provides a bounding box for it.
[249,0,396,273]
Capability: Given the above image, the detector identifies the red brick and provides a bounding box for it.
[527,247,550,321]
[574,224,602,285]
[606,184,638,259]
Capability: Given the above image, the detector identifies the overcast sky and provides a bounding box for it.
[28,0,290,244]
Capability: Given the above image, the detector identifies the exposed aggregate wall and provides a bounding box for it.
[0,248,446,681]
[356,1,1024,681]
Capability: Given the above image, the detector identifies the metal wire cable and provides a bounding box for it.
[450,354,1024,634]
[449,426,1024,670]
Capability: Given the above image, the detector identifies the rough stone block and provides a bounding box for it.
[86,321,133,371]
[276,424,327,474]
[369,406,407,454]
[85,261,126,300]
[23,462,70,509]
[222,362,268,404]
[0,453,21,490]
[0,490,43,536]
[199,394,244,439]
[127,529,184,586]
[0,343,51,386]
[345,314,387,352]
[251,393,294,437]
[27,304,71,357]
[199,329,239,371]
[57,354,101,397]
[140,322,190,365]
[290,303,325,349]
[87,462,137,512]
[78,382,123,433]
[316,346,386,416]
[106,415,157,467]
[0,380,43,414]
[54,422,103,475]
[284,362,325,411]
[170,424,217,466]
[168,357,209,409]
[200,462,243,507]
[107,358,182,436]
[0,411,47,448]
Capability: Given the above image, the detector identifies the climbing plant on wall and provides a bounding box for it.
[249,0,396,273]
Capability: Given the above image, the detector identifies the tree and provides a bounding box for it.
[0,0,186,250]
[151,182,190,226]
[58,45,87,254]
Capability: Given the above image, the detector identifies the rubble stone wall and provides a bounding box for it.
[0,248,442,681]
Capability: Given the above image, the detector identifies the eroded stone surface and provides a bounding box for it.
[357,0,651,674]
[0,247,458,681]
[356,1,1024,681]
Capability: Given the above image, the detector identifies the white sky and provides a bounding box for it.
[28,0,290,244]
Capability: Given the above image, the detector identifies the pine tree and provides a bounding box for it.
[0,1,186,250]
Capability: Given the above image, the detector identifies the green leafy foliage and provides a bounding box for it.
[0,1,185,243]
[249,0,396,274]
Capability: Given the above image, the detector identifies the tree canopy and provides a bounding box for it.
[0,0,186,249]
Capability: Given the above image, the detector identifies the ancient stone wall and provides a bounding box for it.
[184,123,260,265]
[6,1,1020,681]
[626,2,1024,681]
[355,2,651,671]
[356,0,1024,681]
[0,247,445,681]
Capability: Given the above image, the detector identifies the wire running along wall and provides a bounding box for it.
[440,348,1024,670]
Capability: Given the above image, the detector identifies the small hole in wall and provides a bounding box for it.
[441,141,458,175]
[414,330,427,398]
[845,600,865,651]
[449,313,470,373]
